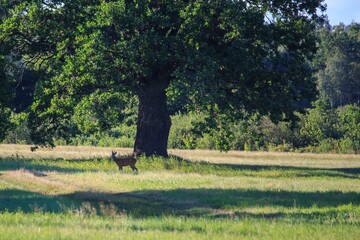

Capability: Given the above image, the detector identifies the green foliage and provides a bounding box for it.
[231,114,263,151]
[4,100,360,154]
[54,123,136,148]
[0,54,13,141]
[267,143,294,153]
[168,112,206,149]
[315,138,339,154]
[167,101,360,153]
[314,23,360,107]
[196,133,216,150]
[3,112,32,144]
[296,101,360,153]
[298,98,340,146]
[225,113,295,152]
[0,106,12,142]
[0,107,12,141]
[337,104,360,153]
[0,0,325,152]
[71,91,130,135]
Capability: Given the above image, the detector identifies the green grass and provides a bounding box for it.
[1,212,359,240]
[0,144,360,239]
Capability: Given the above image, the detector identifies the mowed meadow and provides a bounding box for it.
[0,145,359,239]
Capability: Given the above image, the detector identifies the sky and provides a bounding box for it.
[324,0,360,25]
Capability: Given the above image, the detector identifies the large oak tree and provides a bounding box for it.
[0,0,325,156]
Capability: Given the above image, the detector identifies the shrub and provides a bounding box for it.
[268,142,294,152]
[196,133,216,150]
[168,112,206,149]
[298,99,341,146]
[3,112,32,144]
[97,135,134,148]
[231,114,263,151]
[338,138,356,154]
[316,138,339,153]
[337,104,360,153]
[260,117,293,147]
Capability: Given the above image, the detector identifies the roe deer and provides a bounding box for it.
[111,151,138,172]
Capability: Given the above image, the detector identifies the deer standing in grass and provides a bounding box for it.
[111,151,138,172]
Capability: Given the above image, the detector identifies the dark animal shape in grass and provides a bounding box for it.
[30,146,38,152]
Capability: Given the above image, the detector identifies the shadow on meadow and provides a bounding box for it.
[215,163,360,178]
[105,188,360,218]
[1,187,359,220]
[0,157,108,173]
[140,156,360,179]
[0,189,77,213]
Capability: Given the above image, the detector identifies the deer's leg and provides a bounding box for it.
[118,166,123,171]
[131,165,138,172]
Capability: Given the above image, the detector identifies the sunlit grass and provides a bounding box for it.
[0,212,359,240]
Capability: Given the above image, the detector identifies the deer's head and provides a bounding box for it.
[111,150,117,159]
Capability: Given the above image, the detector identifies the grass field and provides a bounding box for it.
[0,144,359,239]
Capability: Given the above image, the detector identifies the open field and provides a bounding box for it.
[0,144,359,239]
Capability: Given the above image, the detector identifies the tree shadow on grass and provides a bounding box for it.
[167,155,360,179]
[0,189,78,213]
[219,163,360,178]
[108,188,360,218]
[1,188,359,221]
[0,157,108,173]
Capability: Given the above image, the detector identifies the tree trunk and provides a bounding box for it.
[134,71,171,157]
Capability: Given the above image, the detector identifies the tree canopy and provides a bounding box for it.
[0,0,326,156]
[314,23,360,107]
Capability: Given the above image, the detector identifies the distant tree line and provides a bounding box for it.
[314,23,360,107]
